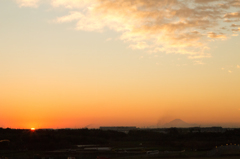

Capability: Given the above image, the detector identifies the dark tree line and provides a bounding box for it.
[1,128,240,151]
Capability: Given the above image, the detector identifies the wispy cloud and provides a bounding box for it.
[55,11,83,23]
[130,42,149,50]
[194,0,220,3]
[232,28,240,32]
[16,0,39,7]
[224,12,240,19]
[231,24,240,27]
[208,32,227,39]
[194,61,205,65]
[50,0,93,9]
[16,0,240,58]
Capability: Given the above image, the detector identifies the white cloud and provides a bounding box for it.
[55,11,83,23]
[15,0,240,58]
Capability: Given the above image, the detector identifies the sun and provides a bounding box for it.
[31,128,35,131]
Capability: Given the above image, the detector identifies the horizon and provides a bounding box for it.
[1,0,240,129]
[1,118,240,129]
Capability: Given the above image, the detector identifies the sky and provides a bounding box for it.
[0,0,240,129]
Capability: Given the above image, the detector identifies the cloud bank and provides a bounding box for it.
[16,0,240,58]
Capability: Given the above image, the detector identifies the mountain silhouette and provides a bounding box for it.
[162,119,197,128]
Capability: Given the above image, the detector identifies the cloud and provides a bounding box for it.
[50,0,93,9]
[219,0,240,9]
[194,0,220,3]
[237,65,240,68]
[130,42,149,50]
[194,61,205,65]
[231,24,240,27]
[55,11,83,23]
[228,70,232,73]
[232,28,240,32]
[208,32,227,39]
[224,12,240,19]
[15,0,240,58]
[16,0,39,7]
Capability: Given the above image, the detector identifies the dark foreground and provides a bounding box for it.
[0,128,240,159]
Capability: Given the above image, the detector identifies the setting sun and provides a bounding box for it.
[31,128,35,131]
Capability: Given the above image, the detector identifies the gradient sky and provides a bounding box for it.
[0,0,240,129]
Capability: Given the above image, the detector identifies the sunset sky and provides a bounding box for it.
[1,0,240,129]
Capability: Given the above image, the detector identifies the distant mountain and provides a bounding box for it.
[162,119,198,128]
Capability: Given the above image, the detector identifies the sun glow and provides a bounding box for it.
[31,128,35,131]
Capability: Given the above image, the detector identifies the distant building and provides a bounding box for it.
[84,147,111,151]
[200,127,225,133]
[99,126,137,133]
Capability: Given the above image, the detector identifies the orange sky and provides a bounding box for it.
[0,0,240,128]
